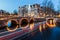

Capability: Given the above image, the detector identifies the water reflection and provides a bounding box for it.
[30,23,34,31]
[29,22,60,40]
[39,25,42,32]
[43,24,46,29]
[49,27,60,40]
[46,18,56,28]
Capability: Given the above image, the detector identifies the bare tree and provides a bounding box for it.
[57,0,60,13]
[13,10,18,15]
[42,0,48,7]
[42,0,55,17]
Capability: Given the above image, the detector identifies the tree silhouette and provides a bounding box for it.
[13,10,18,15]
[42,0,55,16]
[46,0,54,10]
[57,0,60,13]
[42,0,48,7]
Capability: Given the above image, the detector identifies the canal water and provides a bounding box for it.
[29,26,60,40]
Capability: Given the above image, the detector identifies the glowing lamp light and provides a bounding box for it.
[58,14,60,17]
[39,25,42,32]
[6,20,18,32]
[30,23,34,31]
[46,19,56,28]
[43,24,46,29]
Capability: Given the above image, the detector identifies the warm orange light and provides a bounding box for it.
[30,23,34,31]
[46,19,56,28]
[6,20,18,32]
[19,18,29,28]
[6,25,18,32]
[30,12,34,17]
[58,14,60,17]
[43,24,46,29]
[39,25,42,32]
[37,16,40,18]
[43,14,45,17]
